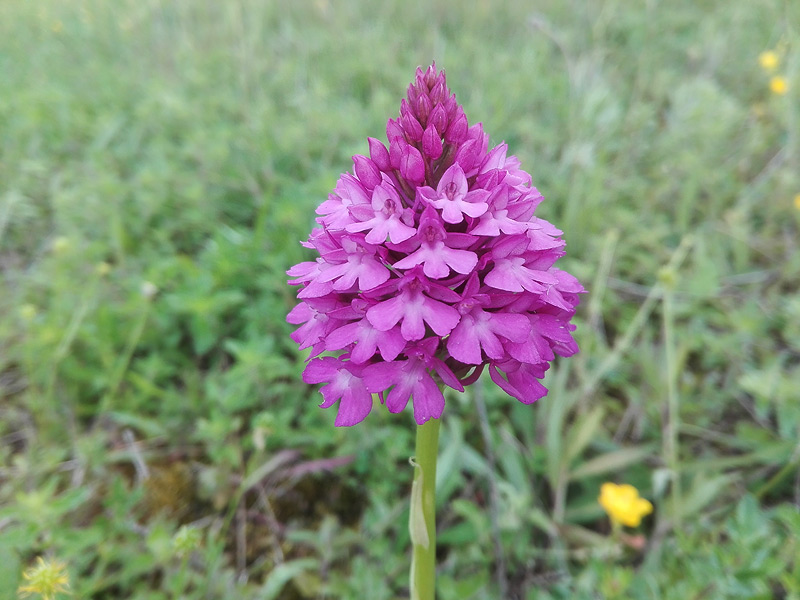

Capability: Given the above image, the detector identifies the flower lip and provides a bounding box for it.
[418,207,446,243]
[443,181,459,201]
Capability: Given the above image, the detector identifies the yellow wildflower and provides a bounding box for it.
[794,194,800,211]
[599,482,653,527]
[769,76,788,95]
[758,51,779,72]
[19,304,38,321]
[51,237,70,254]
[17,557,70,600]
[172,525,203,558]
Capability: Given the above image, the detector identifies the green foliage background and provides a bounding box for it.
[1,0,799,598]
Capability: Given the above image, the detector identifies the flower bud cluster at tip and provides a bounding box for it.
[287,64,585,427]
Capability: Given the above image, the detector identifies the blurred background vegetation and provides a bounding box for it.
[1,0,799,598]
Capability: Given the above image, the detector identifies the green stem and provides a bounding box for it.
[97,298,152,416]
[410,417,440,600]
[663,281,682,527]
[755,448,800,499]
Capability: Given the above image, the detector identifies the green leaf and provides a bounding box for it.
[0,546,21,599]
[259,559,319,600]
[676,474,734,519]
[107,410,168,437]
[569,445,654,480]
[564,405,606,466]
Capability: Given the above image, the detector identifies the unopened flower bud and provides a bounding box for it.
[389,139,403,170]
[428,103,448,134]
[429,80,446,104]
[401,112,423,142]
[386,119,404,143]
[424,64,439,89]
[416,94,431,126]
[444,111,468,144]
[353,155,381,189]
[454,138,479,171]
[399,98,413,119]
[399,145,425,184]
[368,137,391,171]
[422,123,443,160]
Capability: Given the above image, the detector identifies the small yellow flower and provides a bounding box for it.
[769,76,788,95]
[95,262,111,276]
[313,0,330,16]
[51,237,70,254]
[599,482,653,527]
[794,194,800,211]
[758,51,779,72]
[172,525,203,558]
[19,304,38,321]
[17,557,70,600]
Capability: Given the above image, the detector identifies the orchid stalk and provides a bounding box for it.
[410,416,439,600]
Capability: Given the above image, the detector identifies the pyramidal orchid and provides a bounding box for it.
[288,64,584,426]
[287,64,585,600]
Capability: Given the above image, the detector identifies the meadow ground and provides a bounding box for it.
[1,1,799,598]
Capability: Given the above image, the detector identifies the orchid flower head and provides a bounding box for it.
[287,64,584,426]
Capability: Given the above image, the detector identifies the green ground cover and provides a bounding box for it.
[1,0,799,598]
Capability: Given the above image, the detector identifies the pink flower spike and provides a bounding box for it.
[286,64,584,425]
